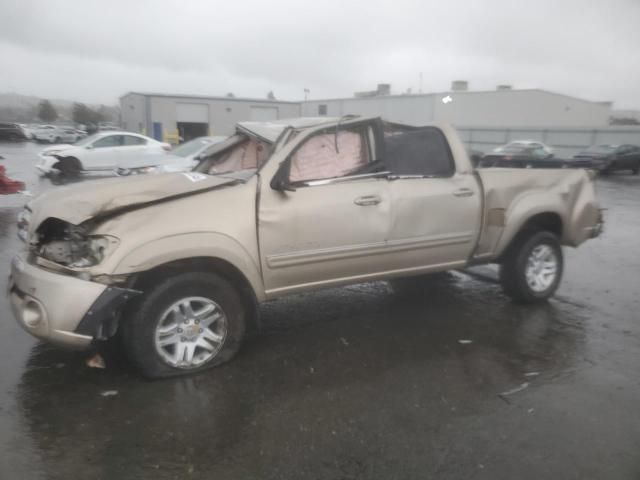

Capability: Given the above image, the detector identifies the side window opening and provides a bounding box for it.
[93,135,123,148]
[123,135,146,146]
[289,129,370,183]
[206,136,270,175]
[383,126,454,177]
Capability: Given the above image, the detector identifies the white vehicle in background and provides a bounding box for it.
[156,136,227,173]
[492,140,554,157]
[36,131,171,177]
[33,125,57,142]
[34,126,81,144]
[18,124,35,140]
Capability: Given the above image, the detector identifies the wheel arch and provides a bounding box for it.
[496,210,564,263]
[127,256,261,333]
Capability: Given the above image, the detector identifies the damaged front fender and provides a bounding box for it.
[74,285,141,340]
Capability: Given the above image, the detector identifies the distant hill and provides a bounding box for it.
[0,92,119,124]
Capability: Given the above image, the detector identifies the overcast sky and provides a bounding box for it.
[0,0,639,108]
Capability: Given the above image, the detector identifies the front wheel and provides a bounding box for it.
[57,157,82,177]
[122,272,247,378]
[500,231,563,303]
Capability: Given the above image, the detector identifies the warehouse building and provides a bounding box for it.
[120,92,300,143]
[300,82,612,128]
[120,82,612,144]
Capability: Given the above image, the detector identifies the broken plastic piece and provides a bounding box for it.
[458,339,473,344]
[100,390,118,397]
[86,353,106,369]
[500,382,529,396]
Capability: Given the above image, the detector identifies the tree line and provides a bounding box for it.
[36,99,111,125]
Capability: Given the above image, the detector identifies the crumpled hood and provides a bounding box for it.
[39,144,75,155]
[28,172,237,228]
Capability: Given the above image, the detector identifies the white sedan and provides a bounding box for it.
[156,136,227,173]
[36,131,171,176]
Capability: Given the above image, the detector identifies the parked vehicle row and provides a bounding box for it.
[8,116,603,378]
[477,140,640,174]
[572,144,640,175]
[0,122,90,143]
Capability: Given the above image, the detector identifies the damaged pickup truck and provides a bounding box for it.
[9,116,603,378]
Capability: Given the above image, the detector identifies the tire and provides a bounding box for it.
[57,157,82,177]
[500,230,563,303]
[122,272,246,379]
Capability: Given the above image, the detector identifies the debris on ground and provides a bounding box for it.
[86,353,106,369]
[458,339,473,344]
[309,366,315,374]
[524,371,541,377]
[340,337,349,346]
[498,382,530,403]
[100,390,118,397]
[0,165,25,195]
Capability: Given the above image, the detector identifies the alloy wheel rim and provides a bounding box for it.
[525,244,558,293]
[154,296,227,368]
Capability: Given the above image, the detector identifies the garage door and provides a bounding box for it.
[176,103,209,123]
[250,106,279,121]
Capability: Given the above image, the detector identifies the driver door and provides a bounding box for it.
[258,123,392,296]
[84,134,124,170]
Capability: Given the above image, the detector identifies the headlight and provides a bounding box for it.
[40,234,118,268]
[35,219,119,268]
[17,208,31,242]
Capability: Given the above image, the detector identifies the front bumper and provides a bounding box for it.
[8,254,106,349]
[35,155,58,175]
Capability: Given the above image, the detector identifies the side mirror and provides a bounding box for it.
[85,145,93,150]
[270,159,296,192]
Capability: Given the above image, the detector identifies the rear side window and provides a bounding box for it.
[123,135,147,146]
[93,135,123,148]
[384,127,454,177]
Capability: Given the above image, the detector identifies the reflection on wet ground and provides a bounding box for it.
[1,141,640,479]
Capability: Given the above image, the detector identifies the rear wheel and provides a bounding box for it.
[122,272,246,379]
[500,230,563,303]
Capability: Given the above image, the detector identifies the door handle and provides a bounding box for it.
[453,188,474,198]
[354,195,382,206]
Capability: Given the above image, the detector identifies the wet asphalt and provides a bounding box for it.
[1,141,639,479]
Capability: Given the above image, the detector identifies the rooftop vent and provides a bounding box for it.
[451,80,468,91]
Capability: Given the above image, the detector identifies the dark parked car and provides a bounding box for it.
[572,144,640,175]
[479,141,561,168]
[0,122,28,141]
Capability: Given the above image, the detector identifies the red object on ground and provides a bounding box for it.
[0,165,25,194]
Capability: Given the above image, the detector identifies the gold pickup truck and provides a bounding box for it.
[8,116,603,377]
